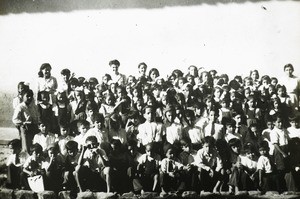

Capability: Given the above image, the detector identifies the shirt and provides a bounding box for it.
[164,123,182,144]
[33,133,56,151]
[83,128,109,145]
[257,155,272,173]
[183,126,203,144]
[203,122,223,140]
[12,101,40,125]
[161,158,183,173]
[194,147,223,172]
[270,127,289,146]
[240,155,257,170]
[137,121,163,146]
[83,148,108,172]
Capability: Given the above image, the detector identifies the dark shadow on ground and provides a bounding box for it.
[0,0,299,15]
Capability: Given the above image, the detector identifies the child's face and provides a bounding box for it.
[251,71,259,80]
[271,79,277,86]
[166,149,174,159]
[195,108,201,115]
[39,124,47,134]
[85,140,99,151]
[246,151,254,160]
[247,99,254,107]
[165,111,174,123]
[202,73,208,82]
[187,76,193,84]
[150,71,158,81]
[214,89,221,98]
[231,145,240,154]
[161,96,167,106]
[206,100,212,107]
[202,143,211,154]
[23,93,33,104]
[145,145,152,156]
[9,144,20,154]
[48,148,57,158]
[234,115,242,125]
[250,126,257,134]
[152,89,161,98]
[277,88,283,96]
[106,96,113,105]
[60,127,69,136]
[189,67,197,76]
[93,120,102,130]
[116,88,123,98]
[230,93,236,101]
[157,79,163,86]
[226,125,234,133]
[274,118,283,129]
[266,121,274,130]
[178,79,184,88]
[259,148,267,156]
[102,76,109,84]
[75,91,83,101]
[221,101,227,108]
[143,107,153,122]
[208,111,216,122]
[42,68,51,78]
[67,148,78,158]
[79,124,88,134]
[244,89,251,98]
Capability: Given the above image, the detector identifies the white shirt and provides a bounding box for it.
[270,127,289,146]
[137,121,163,146]
[183,126,203,144]
[164,123,182,144]
[287,127,300,138]
[257,155,272,173]
[240,155,257,170]
[33,133,56,151]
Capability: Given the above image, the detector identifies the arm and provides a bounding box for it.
[274,143,288,158]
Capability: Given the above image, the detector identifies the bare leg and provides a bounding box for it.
[103,167,111,193]
[152,174,159,192]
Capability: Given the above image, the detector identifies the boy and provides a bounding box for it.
[224,120,241,143]
[12,89,40,152]
[193,136,223,193]
[32,122,56,153]
[160,147,185,195]
[74,120,90,150]
[6,139,29,189]
[183,109,203,151]
[202,109,223,141]
[137,105,163,155]
[57,124,74,157]
[257,141,274,193]
[76,136,111,192]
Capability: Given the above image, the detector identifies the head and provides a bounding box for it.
[39,63,52,78]
[202,136,215,154]
[276,84,286,97]
[226,120,236,133]
[47,143,59,158]
[145,143,154,156]
[185,109,196,126]
[102,74,112,84]
[66,141,79,157]
[165,147,175,159]
[208,109,219,123]
[60,124,70,137]
[138,62,147,76]
[110,139,122,151]
[17,82,29,95]
[78,120,90,134]
[91,113,105,130]
[284,63,294,77]
[289,116,298,128]
[274,115,283,129]
[143,105,154,122]
[258,141,269,156]
[104,92,116,106]
[164,106,176,123]
[30,143,43,158]
[69,78,79,90]
[89,77,99,90]
[8,139,21,154]
[22,89,34,105]
[250,70,259,81]
[85,136,99,150]
[74,89,85,102]
[38,91,50,103]
[38,122,48,134]
[270,77,278,87]
[228,138,241,154]
[61,69,71,82]
[109,59,120,74]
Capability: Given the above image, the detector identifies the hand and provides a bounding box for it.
[295,167,300,172]
[209,169,214,178]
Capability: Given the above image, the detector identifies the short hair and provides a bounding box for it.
[30,143,43,154]
[284,63,294,72]
[142,105,154,114]
[66,140,78,150]
[185,109,195,120]
[24,89,34,97]
[8,139,21,149]
[69,78,79,86]
[89,77,99,85]
[40,63,52,71]
[228,138,241,148]
[85,136,98,144]
[109,59,120,67]
[77,120,90,128]
[138,62,147,69]
[91,113,105,124]
[61,68,71,76]
[203,136,215,147]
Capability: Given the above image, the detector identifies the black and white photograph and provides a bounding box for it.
[0,0,300,198]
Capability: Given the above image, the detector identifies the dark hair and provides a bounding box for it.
[8,139,21,149]
[24,89,34,97]
[138,62,147,69]
[148,68,160,79]
[69,78,79,86]
[228,138,241,148]
[30,143,43,154]
[203,136,215,147]
[85,135,98,144]
[284,63,294,72]
[38,63,52,78]
[91,113,105,125]
[89,77,99,85]
[109,59,120,67]
[61,68,71,76]
[77,120,90,128]
[66,140,78,150]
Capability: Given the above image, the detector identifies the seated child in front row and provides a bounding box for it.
[75,136,111,193]
[194,136,223,193]
[6,139,29,189]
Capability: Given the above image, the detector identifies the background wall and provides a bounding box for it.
[0,0,300,127]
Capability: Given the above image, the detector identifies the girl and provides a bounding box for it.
[13,82,30,110]
[243,95,261,127]
[71,88,87,121]
[148,68,160,85]
[249,70,260,90]
[100,74,112,91]
[53,90,73,129]
[37,91,55,132]
[37,63,57,104]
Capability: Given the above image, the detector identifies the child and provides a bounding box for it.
[58,68,72,95]
[6,139,29,189]
[202,109,223,141]
[125,110,140,144]
[224,120,241,143]
[74,120,90,150]
[71,88,87,120]
[160,147,185,195]
[194,136,223,193]
[137,62,147,79]
[244,95,261,127]
[33,122,56,153]
[261,117,275,155]
[12,89,40,152]
[22,143,45,190]
[244,123,262,156]
[270,115,289,193]
[42,143,64,193]
[37,63,57,104]
[53,90,73,130]
[227,138,242,194]
[137,105,163,154]
[37,91,55,132]
[13,81,29,110]
[287,116,300,138]
[108,113,127,144]
[76,135,111,192]
[62,141,80,191]
[57,124,74,157]
[148,68,160,85]
[257,141,274,193]
[137,143,161,192]
[183,109,203,150]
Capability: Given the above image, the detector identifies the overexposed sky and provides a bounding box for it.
[0,1,300,93]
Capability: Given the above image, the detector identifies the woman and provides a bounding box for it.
[280,64,300,111]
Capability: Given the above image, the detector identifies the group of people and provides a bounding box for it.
[6,60,300,196]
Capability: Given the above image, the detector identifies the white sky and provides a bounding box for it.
[0,1,300,93]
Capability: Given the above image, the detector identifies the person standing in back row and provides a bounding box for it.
[109,59,126,86]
